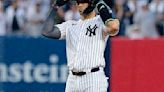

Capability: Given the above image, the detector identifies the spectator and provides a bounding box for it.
[0,0,6,36]
[41,0,51,16]
[27,0,50,16]
[134,2,159,38]
[127,0,138,24]
[56,5,66,23]
[64,2,80,21]
[114,0,131,36]
[6,0,25,35]
[26,1,45,37]
[126,24,144,39]
[3,0,12,11]
[149,0,163,14]
[149,0,164,35]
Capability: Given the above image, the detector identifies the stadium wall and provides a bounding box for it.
[110,37,164,92]
[0,36,67,92]
[0,36,110,92]
[1,36,164,92]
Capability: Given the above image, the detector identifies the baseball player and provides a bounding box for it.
[42,0,119,92]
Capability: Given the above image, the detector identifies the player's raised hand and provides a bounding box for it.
[105,19,120,36]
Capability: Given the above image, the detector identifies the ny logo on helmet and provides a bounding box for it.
[86,24,98,37]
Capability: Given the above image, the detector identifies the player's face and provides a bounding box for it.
[77,3,89,15]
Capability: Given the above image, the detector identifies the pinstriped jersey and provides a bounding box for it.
[56,15,109,71]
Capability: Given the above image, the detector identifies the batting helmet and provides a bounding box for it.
[76,0,96,15]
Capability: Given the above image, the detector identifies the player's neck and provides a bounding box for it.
[82,11,96,20]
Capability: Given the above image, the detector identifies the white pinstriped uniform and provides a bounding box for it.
[56,15,109,92]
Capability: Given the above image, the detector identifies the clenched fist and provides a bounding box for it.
[105,19,120,36]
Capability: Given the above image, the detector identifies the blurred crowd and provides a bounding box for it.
[0,0,163,39]
[114,0,164,39]
[0,0,51,37]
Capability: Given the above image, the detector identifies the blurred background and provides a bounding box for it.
[0,0,163,38]
[0,0,163,92]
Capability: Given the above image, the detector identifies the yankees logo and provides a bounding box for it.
[86,24,98,37]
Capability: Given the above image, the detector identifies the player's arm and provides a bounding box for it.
[42,21,67,40]
[42,1,67,39]
[94,0,120,36]
[42,26,61,39]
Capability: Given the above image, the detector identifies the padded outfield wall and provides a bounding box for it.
[0,36,110,92]
[110,37,164,92]
[1,36,164,92]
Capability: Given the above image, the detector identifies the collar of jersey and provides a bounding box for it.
[79,15,100,22]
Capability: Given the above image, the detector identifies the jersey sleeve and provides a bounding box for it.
[55,21,71,40]
[98,16,110,41]
[98,16,107,32]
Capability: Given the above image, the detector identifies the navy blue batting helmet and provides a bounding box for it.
[76,0,95,15]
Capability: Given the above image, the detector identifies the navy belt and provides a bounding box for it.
[72,67,100,76]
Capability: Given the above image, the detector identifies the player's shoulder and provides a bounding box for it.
[95,15,104,25]
[97,15,103,21]
[64,20,79,25]
[87,15,103,24]
[59,20,76,27]
[78,15,102,23]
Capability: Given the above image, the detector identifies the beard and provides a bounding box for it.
[79,9,84,15]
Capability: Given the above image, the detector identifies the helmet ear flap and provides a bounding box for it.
[83,4,95,15]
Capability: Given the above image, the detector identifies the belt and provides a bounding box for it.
[71,67,100,76]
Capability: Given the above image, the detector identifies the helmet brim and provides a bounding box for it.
[76,0,90,4]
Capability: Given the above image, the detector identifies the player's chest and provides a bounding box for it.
[68,22,102,39]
